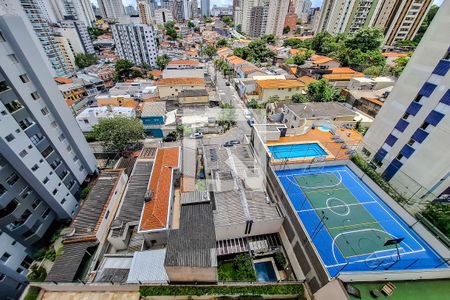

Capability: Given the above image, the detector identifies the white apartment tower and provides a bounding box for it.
[0,12,97,298]
[138,0,153,25]
[361,1,450,204]
[201,0,210,17]
[112,23,158,67]
[241,0,290,37]
[55,20,95,55]
[97,0,126,19]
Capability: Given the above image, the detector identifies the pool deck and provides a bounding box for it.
[267,128,362,164]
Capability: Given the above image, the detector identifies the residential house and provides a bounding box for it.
[382,52,409,67]
[237,65,267,79]
[217,47,232,58]
[166,59,202,70]
[296,54,341,77]
[225,55,248,73]
[141,102,166,137]
[76,106,136,132]
[157,78,206,98]
[178,89,209,105]
[95,94,139,109]
[138,147,180,246]
[321,67,365,88]
[58,83,87,106]
[162,69,204,79]
[255,79,305,103]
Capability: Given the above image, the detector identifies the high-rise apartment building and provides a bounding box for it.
[15,0,71,76]
[173,0,185,21]
[191,0,199,18]
[138,0,153,25]
[233,0,243,27]
[55,20,95,55]
[294,0,304,17]
[97,0,126,19]
[0,12,97,298]
[54,34,77,71]
[201,0,210,17]
[161,0,174,10]
[112,23,158,67]
[370,0,433,48]
[361,1,450,204]
[155,8,174,25]
[316,0,432,46]
[241,0,290,37]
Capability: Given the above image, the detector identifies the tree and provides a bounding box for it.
[87,26,106,39]
[216,38,228,48]
[156,54,170,70]
[203,45,217,59]
[287,49,315,66]
[114,59,134,80]
[392,56,410,77]
[164,21,177,40]
[188,20,195,28]
[311,31,333,53]
[394,39,417,50]
[337,48,385,71]
[363,65,389,77]
[283,26,291,34]
[345,27,383,52]
[422,203,450,238]
[291,93,309,103]
[414,5,439,44]
[93,117,144,153]
[247,99,262,109]
[221,16,233,26]
[74,53,98,68]
[307,79,342,102]
[204,17,212,23]
[284,38,306,49]
[261,34,276,45]
[234,39,275,63]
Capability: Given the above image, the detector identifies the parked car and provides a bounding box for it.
[243,109,252,120]
[163,135,176,142]
[225,81,230,86]
[223,140,240,147]
[247,118,256,127]
[190,132,203,139]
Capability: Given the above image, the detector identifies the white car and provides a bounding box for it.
[190,132,203,139]
[243,109,252,120]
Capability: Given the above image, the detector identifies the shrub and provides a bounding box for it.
[140,284,304,297]
[421,204,450,239]
[44,248,56,262]
[80,186,92,200]
[24,287,41,300]
[274,252,287,270]
[27,265,47,282]
[218,254,256,281]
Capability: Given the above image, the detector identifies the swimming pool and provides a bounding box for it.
[268,143,328,160]
[254,261,278,282]
[318,126,330,132]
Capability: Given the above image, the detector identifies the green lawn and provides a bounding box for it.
[349,280,450,300]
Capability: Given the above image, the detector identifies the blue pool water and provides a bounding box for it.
[318,126,330,132]
[254,261,277,282]
[268,143,328,159]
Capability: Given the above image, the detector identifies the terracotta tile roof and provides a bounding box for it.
[121,99,139,109]
[65,99,75,107]
[289,49,301,55]
[290,66,298,75]
[148,70,162,78]
[226,55,247,66]
[157,77,205,86]
[168,59,200,65]
[256,79,304,89]
[328,67,359,74]
[298,76,316,85]
[139,147,179,232]
[240,65,258,74]
[311,55,335,65]
[54,77,73,84]
[382,52,408,58]
[364,97,384,106]
[323,72,364,81]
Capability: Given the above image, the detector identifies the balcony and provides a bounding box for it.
[0,81,10,93]
[4,100,23,114]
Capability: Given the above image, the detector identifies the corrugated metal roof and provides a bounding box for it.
[165,203,216,268]
[127,249,168,283]
[181,191,210,205]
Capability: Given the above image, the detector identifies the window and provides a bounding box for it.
[52,188,57,196]
[31,199,41,209]
[31,91,40,100]
[0,184,6,197]
[1,252,11,262]
[407,139,415,146]
[19,74,29,83]
[1,110,6,115]
[22,220,41,239]
[6,172,19,186]
[16,268,24,274]
[31,164,39,171]
[5,133,15,142]
[66,145,72,152]
[41,145,53,158]
[42,208,51,219]
[0,199,18,219]
[30,133,43,145]
[9,210,31,230]
[8,54,18,63]
[20,186,31,199]
[42,177,49,184]
[4,100,22,113]
[0,274,5,282]
[0,31,5,42]
[41,107,49,115]
[402,113,410,119]
[61,198,66,205]
[361,147,371,157]
[58,133,65,141]
[73,156,78,162]
[19,150,27,158]
[396,154,404,160]
[420,121,430,130]
[50,121,57,128]
[105,210,110,220]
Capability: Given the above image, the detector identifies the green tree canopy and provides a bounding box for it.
[221,16,233,26]
[87,26,107,39]
[216,38,228,48]
[114,59,134,80]
[422,203,450,238]
[307,79,343,102]
[74,53,98,68]
[187,20,195,28]
[203,45,217,59]
[286,49,315,66]
[156,54,171,70]
[414,5,439,44]
[291,93,309,103]
[233,38,275,63]
[392,56,410,77]
[345,27,383,52]
[283,26,291,34]
[93,117,144,153]
[261,34,276,45]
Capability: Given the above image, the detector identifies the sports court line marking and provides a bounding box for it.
[297,201,378,213]
[342,168,425,252]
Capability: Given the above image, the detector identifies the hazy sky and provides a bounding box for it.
[93,0,443,9]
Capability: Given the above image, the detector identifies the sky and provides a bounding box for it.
[94,0,443,9]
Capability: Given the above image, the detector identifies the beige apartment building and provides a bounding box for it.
[255,79,305,103]
[157,77,206,98]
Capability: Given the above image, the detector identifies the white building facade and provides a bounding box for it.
[361,1,450,204]
[112,23,158,67]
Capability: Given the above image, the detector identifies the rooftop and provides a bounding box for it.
[77,106,135,118]
[286,102,357,119]
[139,147,179,232]
[178,89,209,97]
[141,101,166,117]
[67,170,123,242]
[54,77,73,84]
[382,52,409,58]
[310,54,335,65]
[323,67,365,81]
[298,76,317,85]
[157,77,205,86]
[165,203,216,268]
[168,59,200,65]
[256,79,304,89]
[226,55,247,66]
[127,249,168,283]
